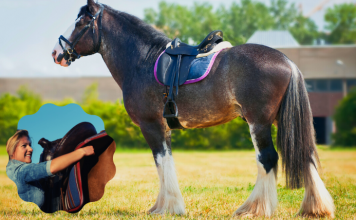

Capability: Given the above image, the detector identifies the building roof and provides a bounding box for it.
[247,30,300,48]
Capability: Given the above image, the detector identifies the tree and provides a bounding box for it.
[144,0,319,46]
[325,3,356,44]
[332,88,356,146]
[217,0,274,45]
[144,2,222,44]
[0,86,42,145]
[270,0,297,30]
[289,14,319,45]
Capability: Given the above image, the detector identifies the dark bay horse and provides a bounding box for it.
[51,0,334,217]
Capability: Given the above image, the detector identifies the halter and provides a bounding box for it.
[59,4,104,63]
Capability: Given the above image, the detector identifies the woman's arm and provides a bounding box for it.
[50,146,94,174]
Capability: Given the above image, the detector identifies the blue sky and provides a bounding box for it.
[0,0,355,78]
[17,103,105,163]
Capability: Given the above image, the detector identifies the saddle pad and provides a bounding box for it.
[64,164,83,212]
[63,130,109,213]
[154,49,225,85]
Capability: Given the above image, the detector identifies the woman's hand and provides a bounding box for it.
[80,145,95,156]
[50,146,95,174]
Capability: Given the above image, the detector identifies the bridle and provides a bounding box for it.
[58,4,104,63]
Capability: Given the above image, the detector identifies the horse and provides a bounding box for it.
[51,0,335,217]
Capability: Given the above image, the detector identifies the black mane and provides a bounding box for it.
[101,3,170,66]
[77,6,89,20]
[104,4,169,43]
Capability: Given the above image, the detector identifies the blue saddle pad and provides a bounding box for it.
[154,49,224,85]
[64,163,83,212]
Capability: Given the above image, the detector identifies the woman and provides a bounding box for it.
[6,130,94,209]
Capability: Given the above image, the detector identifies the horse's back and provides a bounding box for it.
[173,44,293,128]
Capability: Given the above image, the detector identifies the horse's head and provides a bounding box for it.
[38,138,61,161]
[52,0,104,67]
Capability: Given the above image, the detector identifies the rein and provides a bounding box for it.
[58,4,104,63]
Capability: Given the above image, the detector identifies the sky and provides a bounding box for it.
[0,0,355,78]
[17,103,105,163]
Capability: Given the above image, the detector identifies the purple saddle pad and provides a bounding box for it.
[154,49,224,85]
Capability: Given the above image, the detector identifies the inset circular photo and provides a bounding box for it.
[6,103,116,213]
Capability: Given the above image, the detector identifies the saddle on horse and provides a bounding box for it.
[38,122,116,213]
[155,30,224,129]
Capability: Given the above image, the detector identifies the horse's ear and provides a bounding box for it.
[87,0,96,5]
[87,0,98,14]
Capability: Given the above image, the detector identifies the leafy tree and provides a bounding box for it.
[270,0,297,30]
[144,0,319,46]
[324,3,356,44]
[269,0,318,45]
[0,86,42,144]
[332,88,356,146]
[289,14,319,45]
[217,0,274,45]
[144,2,221,44]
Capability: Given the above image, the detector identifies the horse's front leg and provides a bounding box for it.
[140,120,185,215]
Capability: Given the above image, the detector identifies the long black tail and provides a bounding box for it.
[277,59,320,189]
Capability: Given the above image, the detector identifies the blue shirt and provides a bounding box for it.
[6,159,54,208]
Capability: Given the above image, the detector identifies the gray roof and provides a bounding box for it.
[247,30,300,48]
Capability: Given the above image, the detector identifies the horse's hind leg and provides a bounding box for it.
[140,121,185,215]
[234,123,278,217]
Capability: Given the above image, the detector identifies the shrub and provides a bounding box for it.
[332,88,356,146]
[0,84,281,150]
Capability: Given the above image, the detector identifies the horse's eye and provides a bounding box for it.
[75,19,84,27]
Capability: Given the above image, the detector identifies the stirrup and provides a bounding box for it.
[163,100,178,118]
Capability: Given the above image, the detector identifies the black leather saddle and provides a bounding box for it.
[156,30,223,129]
[38,122,115,213]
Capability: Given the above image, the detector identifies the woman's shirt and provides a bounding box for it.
[6,159,54,208]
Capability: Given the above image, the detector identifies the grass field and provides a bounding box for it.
[0,148,355,219]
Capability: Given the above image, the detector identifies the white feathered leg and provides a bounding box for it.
[234,124,278,217]
[149,142,185,215]
[299,158,335,218]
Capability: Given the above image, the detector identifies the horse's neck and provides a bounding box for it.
[99,11,170,89]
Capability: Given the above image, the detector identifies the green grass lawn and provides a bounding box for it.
[0,147,355,219]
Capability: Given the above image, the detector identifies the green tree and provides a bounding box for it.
[217,0,274,45]
[0,86,42,144]
[325,3,356,44]
[332,88,356,146]
[144,2,222,44]
[144,0,319,46]
[270,0,297,30]
[289,14,319,45]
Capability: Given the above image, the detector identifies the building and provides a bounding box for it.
[248,30,356,144]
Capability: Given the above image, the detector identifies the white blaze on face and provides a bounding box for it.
[52,17,80,67]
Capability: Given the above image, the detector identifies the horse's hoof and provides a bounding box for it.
[147,207,164,215]
[148,205,185,215]
[298,210,335,219]
[233,211,255,218]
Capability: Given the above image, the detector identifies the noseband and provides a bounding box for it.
[59,4,104,63]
